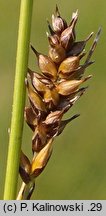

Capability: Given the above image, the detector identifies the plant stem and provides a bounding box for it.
[3,0,33,200]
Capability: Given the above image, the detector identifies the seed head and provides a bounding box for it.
[19,6,101,200]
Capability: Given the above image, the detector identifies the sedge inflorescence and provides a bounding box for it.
[19,6,101,199]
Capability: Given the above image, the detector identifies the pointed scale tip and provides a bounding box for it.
[46,31,52,43]
[70,9,78,27]
[86,60,95,66]
[83,75,92,82]
[85,32,94,42]
[70,113,80,121]
[47,19,54,35]
[72,9,78,19]
[85,27,101,64]
[77,86,88,97]
[95,27,102,43]
[55,4,60,16]
[57,113,80,136]
[91,27,102,51]
[64,113,80,126]
[30,44,39,57]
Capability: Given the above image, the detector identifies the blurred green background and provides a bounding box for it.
[0,0,106,200]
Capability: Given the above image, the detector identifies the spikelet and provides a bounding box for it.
[18,6,101,199]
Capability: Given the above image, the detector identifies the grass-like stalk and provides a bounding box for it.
[3,0,33,200]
